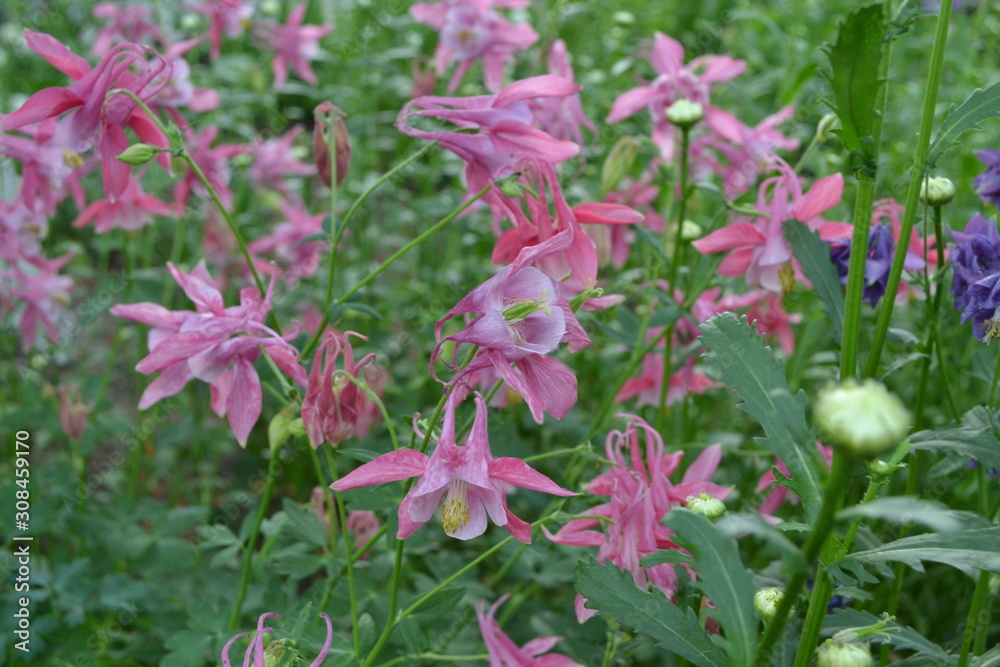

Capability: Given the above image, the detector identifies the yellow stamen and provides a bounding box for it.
[440,479,471,534]
[778,261,796,293]
[62,149,84,169]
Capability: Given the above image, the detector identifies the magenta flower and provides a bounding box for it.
[172,125,247,210]
[332,391,575,542]
[692,159,844,292]
[0,30,172,201]
[248,126,316,194]
[91,2,162,56]
[528,39,594,147]
[434,231,590,422]
[248,201,327,285]
[73,175,176,233]
[222,612,332,667]
[0,118,83,216]
[546,415,730,622]
[191,0,254,60]
[110,262,305,445]
[1,252,74,351]
[477,594,581,666]
[411,0,538,92]
[256,3,333,89]
[301,331,384,448]
[608,31,745,161]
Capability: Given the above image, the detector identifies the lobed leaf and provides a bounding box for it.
[783,219,844,342]
[826,3,887,153]
[838,526,1000,577]
[928,80,1000,168]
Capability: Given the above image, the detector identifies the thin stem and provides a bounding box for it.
[228,444,281,629]
[325,445,361,658]
[864,1,953,377]
[840,170,876,380]
[668,126,691,287]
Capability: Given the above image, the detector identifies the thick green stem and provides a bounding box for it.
[864,2,953,377]
[754,453,853,666]
[840,171,876,380]
[228,444,280,629]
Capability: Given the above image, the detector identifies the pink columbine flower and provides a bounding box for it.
[0,117,84,216]
[434,231,591,422]
[248,201,327,286]
[301,331,385,448]
[191,0,254,60]
[607,31,745,161]
[248,125,315,193]
[332,391,575,542]
[153,38,221,115]
[0,30,172,202]
[410,0,538,92]
[546,415,730,622]
[222,613,332,667]
[256,3,333,89]
[172,125,247,211]
[57,383,91,442]
[477,594,581,666]
[91,2,163,56]
[530,39,594,147]
[346,510,380,560]
[110,262,305,445]
[1,252,74,351]
[73,174,176,233]
[692,159,845,292]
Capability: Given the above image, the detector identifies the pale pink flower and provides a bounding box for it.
[0,118,83,215]
[256,3,333,89]
[172,125,247,210]
[153,39,221,114]
[411,0,538,92]
[91,2,163,56]
[1,252,74,351]
[222,613,332,667]
[110,262,305,445]
[0,199,50,260]
[301,331,384,448]
[346,511,380,560]
[332,391,575,542]
[73,175,176,233]
[477,594,581,666]
[692,159,845,292]
[248,126,315,194]
[529,40,594,147]
[190,0,254,60]
[248,202,327,286]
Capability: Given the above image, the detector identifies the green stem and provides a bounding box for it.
[864,1,953,377]
[754,453,853,666]
[668,126,691,287]
[228,445,280,629]
[840,170,876,380]
[325,444,361,658]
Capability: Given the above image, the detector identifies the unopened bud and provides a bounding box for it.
[753,588,784,621]
[666,99,703,129]
[816,639,874,667]
[920,176,956,206]
[817,112,839,142]
[600,136,639,195]
[680,219,702,241]
[686,493,725,519]
[116,143,159,166]
[268,404,297,453]
[314,102,351,188]
[815,379,911,458]
[499,179,524,198]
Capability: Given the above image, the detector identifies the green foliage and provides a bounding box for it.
[783,219,844,342]
[928,80,1000,168]
[838,526,1000,577]
[822,609,953,664]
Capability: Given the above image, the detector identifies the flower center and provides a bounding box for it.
[778,261,795,293]
[440,479,471,534]
[984,309,1000,344]
[502,295,552,323]
[62,149,84,169]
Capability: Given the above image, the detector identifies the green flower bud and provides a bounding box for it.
[817,112,840,142]
[753,588,784,621]
[600,136,639,195]
[815,379,911,458]
[680,219,703,241]
[920,176,956,206]
[268,404,298,454]
[288,417,306,438]
[116,143,159,166]
[816,639,874,667]
[686,493,725,519]
[499,179,524,198]
[665,99,703,129]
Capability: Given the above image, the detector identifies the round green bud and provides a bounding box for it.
[686,493,725,519]
[116,143,159,166]
[666,99,703,129]
[816,639,874,667]
[815,379,911,458]
[920,176,956,206]
[680,219,703,241]
[753,588,784,621]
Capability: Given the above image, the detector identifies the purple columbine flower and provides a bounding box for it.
[975,149,1000,208]
[950,213,1000,342]
[829,222,912,308]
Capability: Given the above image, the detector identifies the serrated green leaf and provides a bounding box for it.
[972,644,1000,667]
[839,526,1000,577]
[909,407,1000,469]
[699,313,824,519]
[640,550,693,568]
[665,509,758,666]
[823,609,953,664]
[888,0,932,38]
[714,513,804,569]
[928,80,1000,168]
[837,496,974,534]
[574,557,730,667]
[826,3,887,153]
[784,219,844,342]
[281,498,329,548]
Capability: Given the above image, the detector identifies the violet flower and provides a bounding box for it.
[332,391,575,542]
[950,213,1000,342]
[827,217,925,308]
[222,612,332,667]
[974,148,1000,208]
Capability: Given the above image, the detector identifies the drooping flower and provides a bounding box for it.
[951,213,1000,342]
[410,0,538,92]
[1,252,74,351]
[827,221,924,308]
[256,3,333,89]
[301,331,384,448]
[221,612,333,667]
[110,261,305,445]
[974,148,1000,207]
[91,2,163,56]
[545,415,730,622]
[56,383,91,442]
[434,230,590,423]
[332,391,575,542]
[313,101,351,188]
[477,594,581,666]
[73,175,176,233]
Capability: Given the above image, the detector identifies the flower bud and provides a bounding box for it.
[920,176,956,206]
[815,379,910,458]
[680,219,703,241]
[314,102,351,188]
[685,493,725,519]
[268,404,298,453]
[600,136,639,195]
[817,112,840,142]
[116,143,159,166]
[666,99,703,129]
[753,588,784,621]
[816,639,874,667]
[499,179,524,198]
